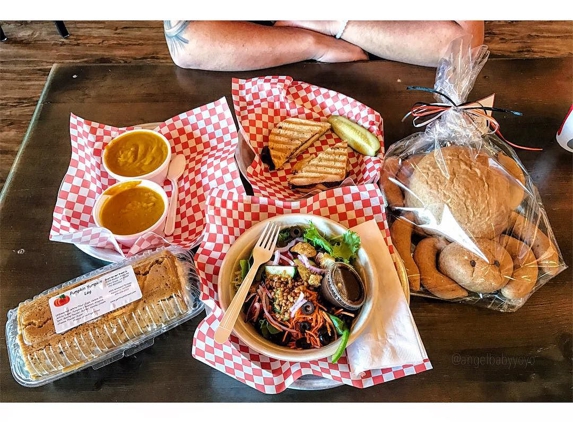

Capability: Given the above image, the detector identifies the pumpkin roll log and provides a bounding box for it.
[16,250,190,380]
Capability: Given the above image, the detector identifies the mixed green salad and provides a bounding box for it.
[232,222,363,363]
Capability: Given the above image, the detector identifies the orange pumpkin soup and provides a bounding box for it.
[99,182,165,235]
[104,131,168,177]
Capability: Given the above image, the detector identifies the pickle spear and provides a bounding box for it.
[328,115,381,157]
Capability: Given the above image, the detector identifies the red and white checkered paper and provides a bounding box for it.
[192,185,431,394]
[49,97,246,257]
[232,76,384,201]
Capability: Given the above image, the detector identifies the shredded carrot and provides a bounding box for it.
[252,282,356,350]
[306,330,321,349]
[322,310,335,336]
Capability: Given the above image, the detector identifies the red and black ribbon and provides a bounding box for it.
[403,86,542,151]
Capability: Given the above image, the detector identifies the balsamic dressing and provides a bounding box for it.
[322,262,365,310]
[333,266,364,302]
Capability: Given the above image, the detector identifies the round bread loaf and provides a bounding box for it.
[494,152,525,210]
[404,146,513,238]
[396,154,424,187]
[496,152,525,185]
[438,238,513,293]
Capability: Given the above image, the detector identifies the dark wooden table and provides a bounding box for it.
[1,59,571,402]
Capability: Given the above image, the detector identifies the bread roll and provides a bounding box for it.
[438,238,513,294]
[380,156,404,207]
[404,146,512,238]
[507,211,560,276]
[499,234,539,300]
[390,213,420,291]
[413,237,468,299]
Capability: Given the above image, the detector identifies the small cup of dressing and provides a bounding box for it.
[321,262,366,311]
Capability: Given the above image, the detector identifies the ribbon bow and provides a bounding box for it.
[403,86,542,151]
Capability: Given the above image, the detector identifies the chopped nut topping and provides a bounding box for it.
[264,272,319,321]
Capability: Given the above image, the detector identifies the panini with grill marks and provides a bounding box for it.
[268,118,331,169]
[289,141,349,188]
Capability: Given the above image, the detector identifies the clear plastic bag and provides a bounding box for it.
[379,37,567,312]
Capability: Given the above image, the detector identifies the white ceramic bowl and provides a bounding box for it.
[93,179,169,247]
[102,129,172,184]
[217,213,378,362]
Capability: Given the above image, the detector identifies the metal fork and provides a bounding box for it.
[214,222,281,344]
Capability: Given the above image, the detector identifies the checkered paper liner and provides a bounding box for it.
[232,75,384,201]
[49,97,246,257]
[192,185,431,394]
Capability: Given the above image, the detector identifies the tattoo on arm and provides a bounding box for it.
[164,21,190,55]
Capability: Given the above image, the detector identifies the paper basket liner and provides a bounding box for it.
[49,97,246,257]
[232,75,385,201]
[192,185,431,394]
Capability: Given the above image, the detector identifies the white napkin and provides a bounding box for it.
[346,219,429,377]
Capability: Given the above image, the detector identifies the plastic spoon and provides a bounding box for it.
[164,154,186,236]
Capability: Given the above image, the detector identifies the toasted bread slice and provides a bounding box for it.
[268,118,331,169]
[289,141,349,187]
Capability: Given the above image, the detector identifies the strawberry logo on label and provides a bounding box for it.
[54,294,71,307]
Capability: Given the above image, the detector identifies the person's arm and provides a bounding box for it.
[274,21,485,67]
[164,21,368,71]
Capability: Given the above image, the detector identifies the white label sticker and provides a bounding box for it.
[49,265,142,334]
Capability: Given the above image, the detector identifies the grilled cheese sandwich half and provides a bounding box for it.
[288,141,349,188]
[268,118,331,169]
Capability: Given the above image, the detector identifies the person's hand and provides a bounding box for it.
[312,35,369,63]
[274,20,342,37]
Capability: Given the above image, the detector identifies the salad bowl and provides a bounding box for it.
[217,213,379,362]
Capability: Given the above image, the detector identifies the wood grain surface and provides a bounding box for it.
[0,58,571,402]
[0,20,572,193]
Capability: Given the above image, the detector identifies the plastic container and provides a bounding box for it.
[6,246,204,387]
